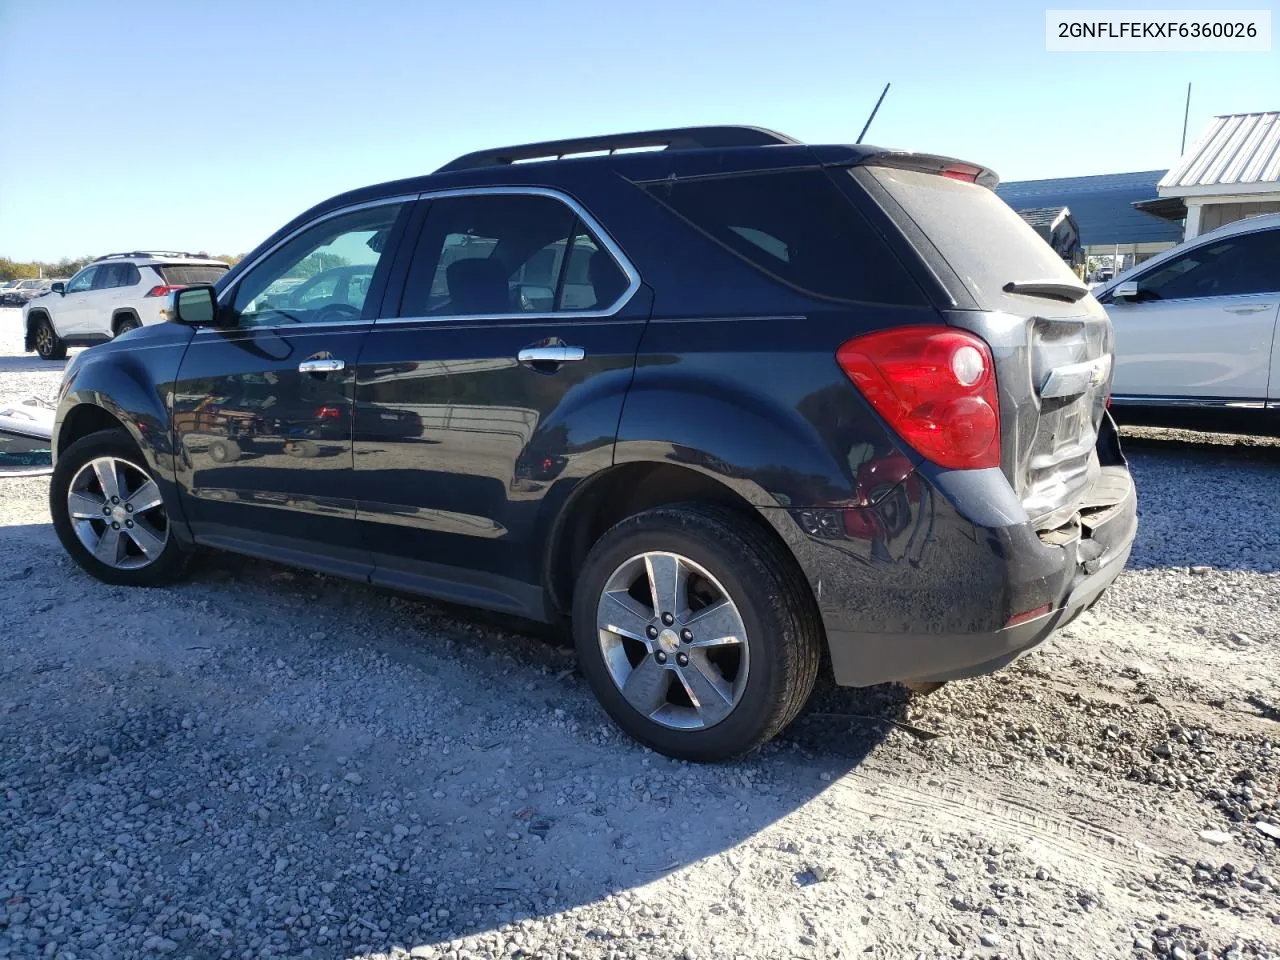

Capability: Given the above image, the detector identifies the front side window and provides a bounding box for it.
[65,267,97,294]
[1128,229,1280,302]
[232,202,405,327]
[399,193,629,317]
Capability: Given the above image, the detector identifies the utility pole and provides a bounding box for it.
[1181,83,1192,155]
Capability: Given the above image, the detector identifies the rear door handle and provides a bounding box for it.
[298,358,345,373]
[517,346,586,364]
[1226,305,1272,315]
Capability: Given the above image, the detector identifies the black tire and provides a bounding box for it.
[572,503,822,762]
[114,316,141,336]
[284,439,319,458]
[32,315,67,361]
[207,438,241,463]
[50,428,189,587]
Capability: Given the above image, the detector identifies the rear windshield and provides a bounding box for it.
[864,167,1084,312]
[156,264,228,285]
[641,169,926,306]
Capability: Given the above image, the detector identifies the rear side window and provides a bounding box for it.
[399,193,630,317]
[641,169,925,305]
[157,264,229,285]
[865,166,1082,312]
[1128,228,1280,301]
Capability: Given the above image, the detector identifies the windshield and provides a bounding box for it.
[864,166,1088,314]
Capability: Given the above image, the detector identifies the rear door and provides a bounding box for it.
[352,188,647,616]
[1099,226,1280,401]
[98,263,141,330]
[171,200,411,577]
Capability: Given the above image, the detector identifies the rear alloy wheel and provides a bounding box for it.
[50,429,189,586]
[33,316,67,361]
[596,551,751,731]
[114,316,141,336]
[573,504,821,761]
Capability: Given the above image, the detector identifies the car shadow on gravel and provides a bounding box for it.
[0,353,67,375]
[42,547,902,959]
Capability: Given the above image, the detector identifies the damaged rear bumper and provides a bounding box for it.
[763,415,1138,687]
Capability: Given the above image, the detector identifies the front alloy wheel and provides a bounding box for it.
[34,317,66,360]
[50,428,189,586]
[67,456,169,569]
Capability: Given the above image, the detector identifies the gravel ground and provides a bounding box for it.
[0,308,1277,960]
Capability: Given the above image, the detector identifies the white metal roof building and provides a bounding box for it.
[1154,112,1280,238]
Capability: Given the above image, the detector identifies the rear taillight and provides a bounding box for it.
[145,284,185,297]
[314,405,342,420]
[837,326,1001,470]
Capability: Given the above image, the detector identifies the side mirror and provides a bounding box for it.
[171,285,222,326]
[50,282,65,295]
[1113,281,1140,302]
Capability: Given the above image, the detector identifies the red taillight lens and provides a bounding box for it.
[940,163,981,183]
[837,326,1001,470]
[145,284,185,297]
[314,405,342,420]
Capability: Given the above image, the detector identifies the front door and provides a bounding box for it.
[352,189,648,616]
[1106,226,1280,401]
[171,200,411,577]
[56,265,100,336]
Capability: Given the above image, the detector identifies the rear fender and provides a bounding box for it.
[613,370,915,510]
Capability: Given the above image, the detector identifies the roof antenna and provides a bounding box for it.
[856,83,891,144]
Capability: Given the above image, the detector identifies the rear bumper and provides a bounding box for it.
[762,423,1137,687]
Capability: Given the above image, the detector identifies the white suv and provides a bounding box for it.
[23,252,230,360]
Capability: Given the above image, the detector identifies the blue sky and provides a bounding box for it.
[0,0,1274,260]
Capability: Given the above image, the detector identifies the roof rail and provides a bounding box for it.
[91,250,210,262]
[436,125,799,173]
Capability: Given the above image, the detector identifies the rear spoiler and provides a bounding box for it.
[811,145,1000,190]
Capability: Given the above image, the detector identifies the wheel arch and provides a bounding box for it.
[111,309,142,335]
[56,404,130,458]
[542,460,807,617]
[56,398,194,547]
[23,308,52,352]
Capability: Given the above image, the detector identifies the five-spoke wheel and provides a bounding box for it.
[66,456,169,570]
[50,429,189,586]
[574,504,821,761]
[596,551,749,730]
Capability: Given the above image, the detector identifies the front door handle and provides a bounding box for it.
[298,358,345,374]
[1226,305,1272,315]
[517,345,586,364]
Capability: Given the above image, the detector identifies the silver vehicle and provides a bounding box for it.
[1092,213,1280,432]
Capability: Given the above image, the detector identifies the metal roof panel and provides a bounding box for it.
[1160,112,1280,190]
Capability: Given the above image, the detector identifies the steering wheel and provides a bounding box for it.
[311,302,362,324]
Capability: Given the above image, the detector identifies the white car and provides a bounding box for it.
[23,252,229,360]
[1092,213,1280,431]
